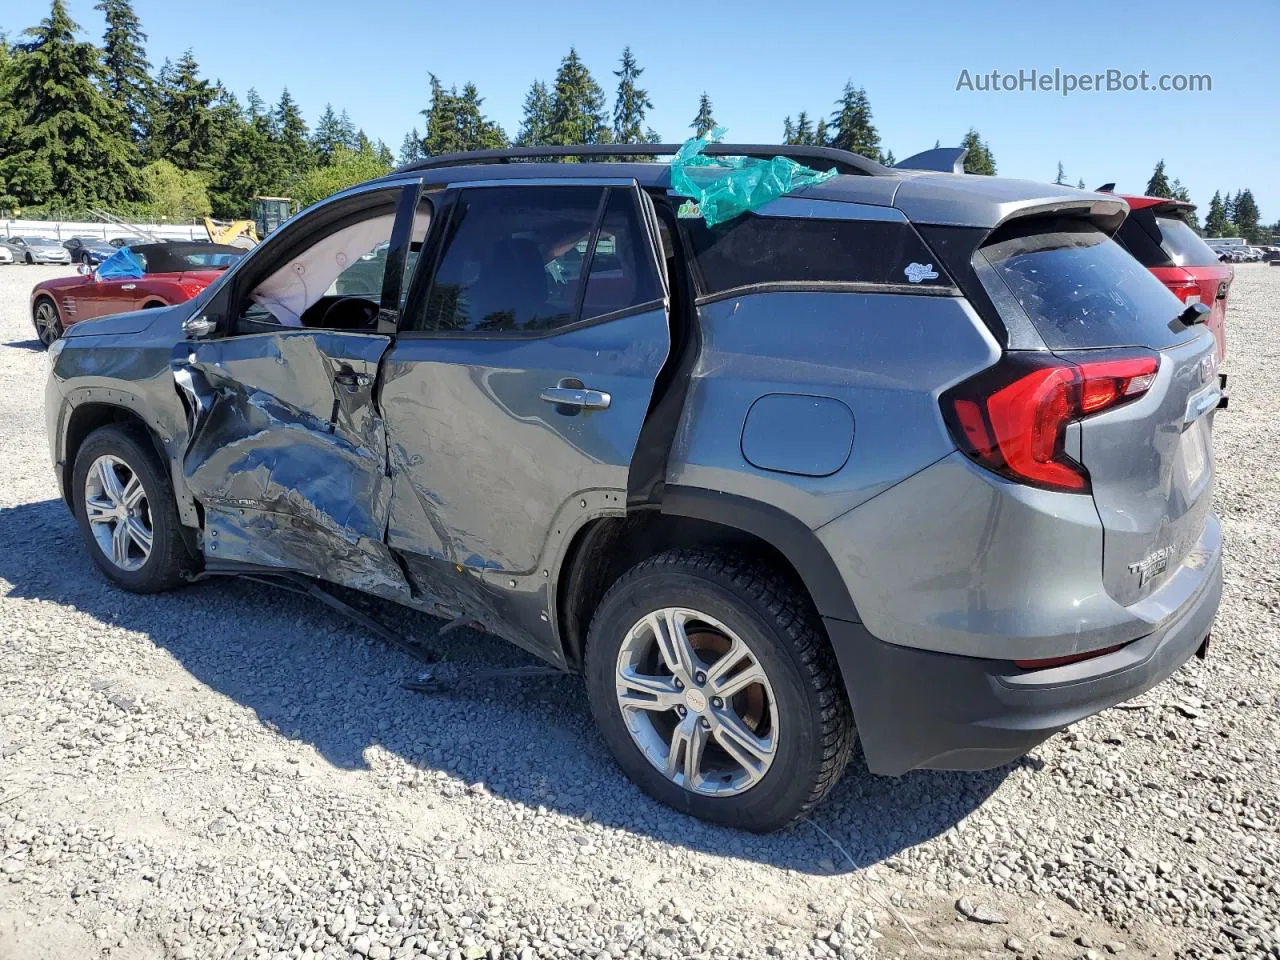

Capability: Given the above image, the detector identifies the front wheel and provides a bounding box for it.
[71,424,193,593]
[584,548,854,832]
[32,297,63,348]
[25,252,34,265]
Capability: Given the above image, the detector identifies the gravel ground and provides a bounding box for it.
[1,263,1277,960]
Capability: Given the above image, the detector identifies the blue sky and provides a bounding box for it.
[7,0,1277,221]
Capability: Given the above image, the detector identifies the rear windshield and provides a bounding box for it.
[1154,215,1219,267]
[980,218,1194,350]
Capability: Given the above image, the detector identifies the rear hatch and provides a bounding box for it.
[1117,201,1234,358]
[978,217,1219,606]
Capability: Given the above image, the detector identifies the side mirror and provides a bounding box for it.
[77,263,93,277]
[182,314,217,339]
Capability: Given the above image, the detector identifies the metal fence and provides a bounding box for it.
[1,218,206,243]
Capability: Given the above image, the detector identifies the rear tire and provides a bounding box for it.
[71,424,193,593]
[32,296,63,348]
[584,548,854,832]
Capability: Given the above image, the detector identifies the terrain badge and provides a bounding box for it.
[904,262,940,283]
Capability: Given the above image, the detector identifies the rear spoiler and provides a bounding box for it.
[895,147,968,174]
[1095,183,1195,215]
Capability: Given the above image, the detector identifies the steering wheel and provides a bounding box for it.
[320,296,380,329]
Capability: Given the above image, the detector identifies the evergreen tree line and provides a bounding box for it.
[0,0,395,219]
[2,0,1271,238]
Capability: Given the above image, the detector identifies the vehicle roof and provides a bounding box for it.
[370,145,1120,231]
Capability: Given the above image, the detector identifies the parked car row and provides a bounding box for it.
[0,234,212,266]
[1216,245,1274,263]
[42,142,1226,830]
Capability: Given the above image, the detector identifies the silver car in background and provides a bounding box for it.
[2,236,73,265]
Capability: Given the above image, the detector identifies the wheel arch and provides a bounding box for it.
[554,486,859,670]
[59,401,169,509]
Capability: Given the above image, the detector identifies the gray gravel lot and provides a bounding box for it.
[1,263,1277,960]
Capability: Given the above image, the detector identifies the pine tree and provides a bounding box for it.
[1205,191,1229,237]
[1169,179,1198,229]
[375,140,394,168]
[207,106,283,217]
[1054,161,1067,185]
[793,111,813,146]
[398,128,422,165]
[782,116,794,144]
[0,37,18,208]
[612,46,653,144]
[1145,159,1172,198]
[1223,190,1237,225]
[1234,189,1260,242]
[690,92,716,137]
[516,80,553,147]
[813,117,829,148]
[829,82,879,160]
[94,0,150,144]
[881,148,896,166]
[1076,178,1086,190]
[458,82,507,150]
[313,104,354,165]
[422,75,506,156]
[548,49,609,146]
[149,49,215,170]
[960,129,996,175]
[273,87,312,182]
[0,0,143,209]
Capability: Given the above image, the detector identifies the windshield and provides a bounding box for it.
[980,218,1195,349]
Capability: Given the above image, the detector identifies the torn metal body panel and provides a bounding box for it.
[176,329,410,600]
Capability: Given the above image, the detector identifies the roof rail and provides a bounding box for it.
[395,143,891,178]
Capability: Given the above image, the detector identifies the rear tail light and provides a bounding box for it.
[942,351,1160,493]
[1164,278,1202,304]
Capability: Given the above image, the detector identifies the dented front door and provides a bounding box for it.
[175,329,410,599]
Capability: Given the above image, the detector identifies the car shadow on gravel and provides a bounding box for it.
[0,496,1012,874]
[5,338,45,352]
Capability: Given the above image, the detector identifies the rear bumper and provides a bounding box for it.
[827,544,1221,776]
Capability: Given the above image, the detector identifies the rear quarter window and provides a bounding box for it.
[980,218,1195,350]
[1154,215,1219,267]
[682,213,953,296]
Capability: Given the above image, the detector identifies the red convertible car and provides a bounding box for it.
[30,242,245,347]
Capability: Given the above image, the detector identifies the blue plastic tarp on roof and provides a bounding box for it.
[669,127,838,227]
[96,246,145,280]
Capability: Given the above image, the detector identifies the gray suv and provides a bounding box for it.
[44,143,1223,831]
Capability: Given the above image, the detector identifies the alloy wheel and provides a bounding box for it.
[83,454,153,572]
[615,607,779,797]
[34,301,61,346]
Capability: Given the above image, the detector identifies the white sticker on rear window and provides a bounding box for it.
[904,262,939,283]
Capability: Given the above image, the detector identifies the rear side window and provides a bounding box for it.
[412,186,661,335]
[683,214,952,296]
[980,218,1193,350]
[1154,215,1219,267]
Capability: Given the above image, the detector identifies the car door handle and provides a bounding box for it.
[121,284,136,291]
[334,369,372,389]
[540,384,611,410]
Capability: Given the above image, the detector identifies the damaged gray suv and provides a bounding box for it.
[45,143,1223,831]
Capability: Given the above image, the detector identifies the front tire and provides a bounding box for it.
[584,548,854,832]
[25,252,34,265]
[71,424,192,593]
[32,296,63,348]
